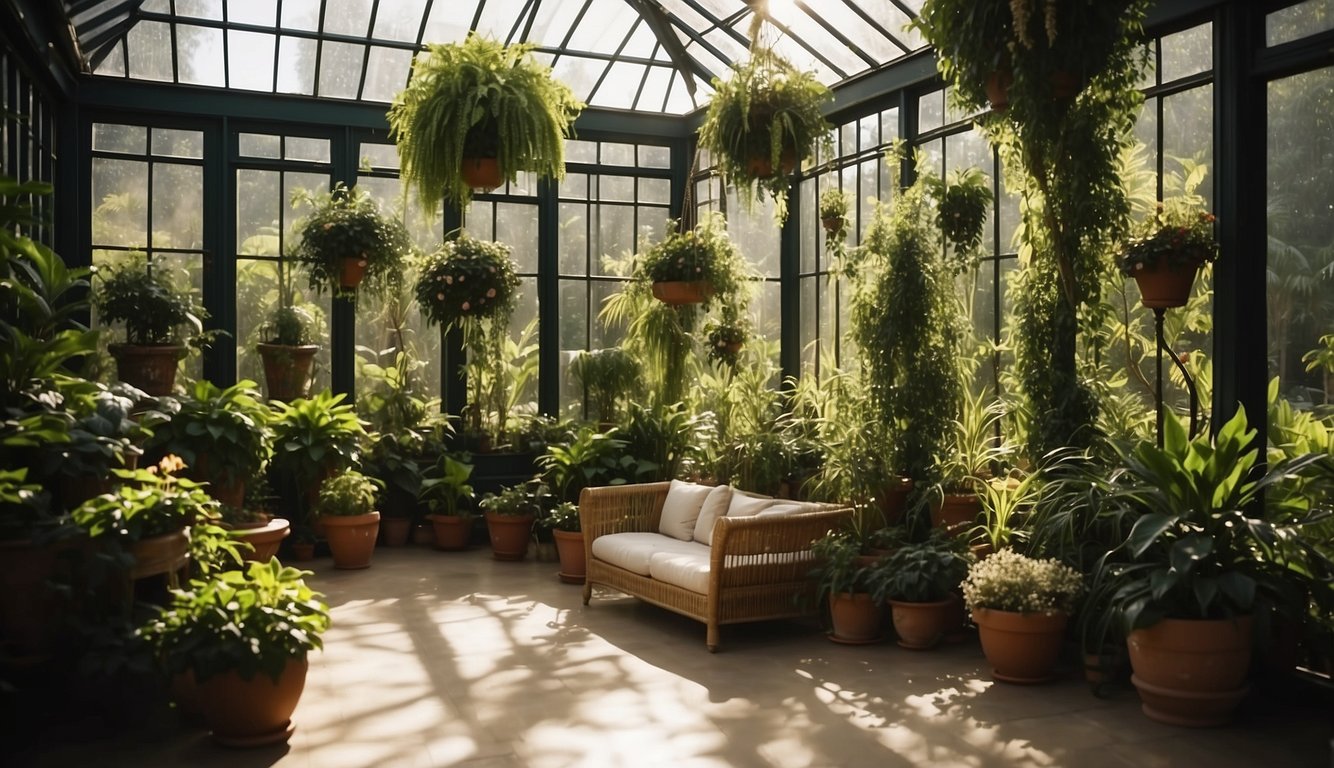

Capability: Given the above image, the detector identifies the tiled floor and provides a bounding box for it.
[17,546,1334,767]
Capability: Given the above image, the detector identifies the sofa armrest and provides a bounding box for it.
[708,507,853,589]
[578,482,671,545]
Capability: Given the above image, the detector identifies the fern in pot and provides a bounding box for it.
[290,183,411,298]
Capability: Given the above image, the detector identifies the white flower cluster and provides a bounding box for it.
[960,548,1083,615]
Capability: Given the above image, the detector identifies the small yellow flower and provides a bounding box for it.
[158,454,187,475]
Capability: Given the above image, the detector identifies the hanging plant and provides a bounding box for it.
[697,33,832,225]
[819,187,849,235]
[415,234,521,329]
[290,183,412,299]
[1117,201,1218,308]
[931,167,994,274]
[639,213,748,312]
[388,34,584,212]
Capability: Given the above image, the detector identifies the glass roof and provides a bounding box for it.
[79,0,926,115]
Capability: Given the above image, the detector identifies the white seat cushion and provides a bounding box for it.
[658,480,714,541]
[648,547,713,594]
[727,493,776,518]
[591,532,707,575]
[692,484,734,546]
[758,502,819,517]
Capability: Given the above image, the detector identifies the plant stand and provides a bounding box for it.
[1152,308,1201,447]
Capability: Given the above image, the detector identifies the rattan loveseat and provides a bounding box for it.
[579,481,852,651]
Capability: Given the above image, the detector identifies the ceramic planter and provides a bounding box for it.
[651,280,714,306]
[110,343,185,396]
[461,156,503,190]
[484,512,534,561]
[1127,616,1253,727]
[428,514,471,551]
[129,528,191,582]
[193,657,309,747]
[972,607,1068,683]
[889,598,954,650]
[256,343,319,402]
[552,529,586,584]
[828,591,883,644]
[380,516,412,547]
[932,493,982,537]
[231,518,291,562]
[338,256,368,290]
[1130,258,1203,309]
[322,511,380,569]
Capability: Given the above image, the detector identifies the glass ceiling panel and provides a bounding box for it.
[86,0,921,115]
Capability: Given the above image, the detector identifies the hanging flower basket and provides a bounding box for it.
[461,157,503,191]
[651,280,714,306]
[1119,203,1218,310]
[338,256,369,290]
[416,235,521,328]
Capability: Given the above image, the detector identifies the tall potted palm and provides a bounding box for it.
[389,33,584,211]
[290,183,412,297]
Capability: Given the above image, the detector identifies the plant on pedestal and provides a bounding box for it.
[290,183,411,298]
[1117,200,1218,309]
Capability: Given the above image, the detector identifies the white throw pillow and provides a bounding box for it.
[757,502,808,517]
[658,480,714,541]
[727,493,776,518]
[692,484,734,545]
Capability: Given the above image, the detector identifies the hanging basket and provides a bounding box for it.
[745,147,796,178]
[1131,258,1203,309]
[821,216,844,235]
[651,280,714,306]
[985,69,1012,112]
[461,157,503,191]
[338,256,369,290]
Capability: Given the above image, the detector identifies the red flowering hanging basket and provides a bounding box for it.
[1119,205,1218,310]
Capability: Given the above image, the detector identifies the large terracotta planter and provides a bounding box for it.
[877,477,914,526]
[1130,258,1203,309]
[1127,616,1253,727]
[484,512,534,561]
[932,493,982,537]
[828,592,883,644]
[129,528,191,582]
[462,156,503,190]
[889,598,953,650]
[429,514,471,551]
[110,343,185,396]
[194,657,309,747]
[380,516,412,547]
[972,607,1068,684]
[232,518,291,562]
[651,280,713,306]
[256,343,319,402]
[552,529,586,584]
[338,256,368,290]
[322,512,380,570]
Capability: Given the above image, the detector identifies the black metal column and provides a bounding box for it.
[537,176,560,415]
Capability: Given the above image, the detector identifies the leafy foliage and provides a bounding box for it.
[146,379,272,489]
[290,183,412,299]
[932,167,993,271]
[1117,200,1218,275]
[810,530,882,598]
[480,483,539,517]
[268,390,367,499]
[876,530,974,603]
[92,256,207,346]
[389,33,584,211]
[415,234,520,327]
[961,547,1084,615]
[317,470,381,517]
[419,453,475,516]
[569,347,640,425]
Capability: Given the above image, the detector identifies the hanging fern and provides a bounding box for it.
[388,34,584,212]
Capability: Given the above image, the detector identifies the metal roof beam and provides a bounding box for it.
[626,0,712,92]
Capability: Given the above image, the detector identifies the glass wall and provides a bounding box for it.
[2,43,58,238]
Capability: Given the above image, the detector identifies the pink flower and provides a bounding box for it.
[445,275,453,284]
[462,301,471,311]
[486,288,496,297]
[436,292,444,300]
[459,275,465,282]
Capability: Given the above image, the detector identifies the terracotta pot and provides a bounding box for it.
[1127,616,1253,727]
[985,68,1012,112]
[195,657,309,747]
[338,256,368,290]
[290,541,316,561]
[828,591,883,644]
[233,518,291,562]
[889,598,954,650]
[932,493,981,537]
[720,340,743,356]
[651,280,714,306]
[321,511,380,570]
[821,216,843,235]
[1050,69,1080,100]
[256,343,319,402]
[876,477,914,526]
[484,512,534,561]
[380,516,412,547]
[462,156,503,191]
[1130,258,1202,309]
[110,343,185,396]
[0,535,84,657]
[129,528,191,581]
[429,514,471,551]
[412,521,437,547]
[745,147,796,177]
[552,529,586,584]
[972,607,1068,683]
[943,591,970,643]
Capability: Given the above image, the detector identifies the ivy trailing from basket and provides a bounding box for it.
[290,182,412,299]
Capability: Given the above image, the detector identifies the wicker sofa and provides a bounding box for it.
[579,481,852,651]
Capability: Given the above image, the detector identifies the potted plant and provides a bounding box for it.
[933,389,1008,535]
[92,256,209,395]
[479,483,537,561]
[288,526,317,561]
[268,390,367,527]
[388,33,584,210]
[419,453,476,550]
[138,559,331,747]
[290,182,412,297]
[256,263,320,402]
[221,475,290,562]
[932,167,993,272]
[145,379,272,509]
[537,501,584,584]
[640,213,748,308]
[704,313,749,366]
[315,470,381,570]
[1088,407,1333,726]
[876,531,974,650]
[568,347,639,427]
[1117,201,1218,309]
[961,548,1084,684]
[698,36,832,224]
[363,428,431,547]
[819,187,849,235]
[810,530,888,644]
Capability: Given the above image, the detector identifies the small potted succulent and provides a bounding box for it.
[138,559,331,747]
[640,213,748,308]
[315,470,381,570]
[479,482,537,561]
[875,531,973,650]
[419,453,476,550]
[1118,200,1218,309]
[818,187,849,235]
[290,182,412,297]
[92,257,209,395]
[961,548,1083,684]
[536,501,583,584]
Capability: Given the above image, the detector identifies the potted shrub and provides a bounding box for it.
[388,33,584,211]
[961,548,1083,684]
[92,257,209,396]
[138,559,331,747]
[640,213,748,308]
[704,314,749,366]
[290,182,412,297]
[1088,407,1333,726]
[145,379,272,509]
[255,264,320,402]
[537,501,584,584]
[819,187,849,236]
[877,531,974,650]
[315,470,381,570]
[419,453,476,550]
[363,428,431,547]
[1117,201,1218,309]
[568,347,639,427]
[268,390,367,527]
[933,390,1008,535]
[479,483,537,561]
[698,40,832,224]
[810,530,888,644]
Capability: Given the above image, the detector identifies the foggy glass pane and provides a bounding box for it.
[94,124,146,155]
[551,57,607,106]
[561,173,588,200]
[284,172,332,235]
[95,42,127,77]
[286,136,331,163]
[591,280,629,349]
[596,204,634,272]
[639,144,671,169]
[318,42,366,99]
[359,143,400,170]
[506,171,537,197]
[1134,101,1159,172]
[800,176,816,274]
[465,201,495,240]
[92,158,148,247]
[755,281,781,345]
[558,202,588,275]
[558,279,588,349]
[127,21,174,82]
[601,143,635,166]
[599,175,634,202]
[324,0,374,37]
[496,203,540,273]
[421,0,479,43]
[724,192,779,278]
[591,63,645,110]
[236,169,281,256]
[175,0,222,19]
[373,0,430,42]
[1161,23,1212,83]
[1163,85,1214,209]
[800,276,817,371]
[177,25,225,87]
[362,46,414,102]
[228,31,276,91]
[280,0,322,30]
[566,141,597,165]
[858,114,878,152]
[239,133,281,159]
[153,252,207,382]
[634,207,669,253]
[276,36,318,95]
[151,128,203,159]
[639,178,670,205]
[919,88,944,134]
[227,1,276,26]
[1267,0,1334,46]
[152,164,204,250]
